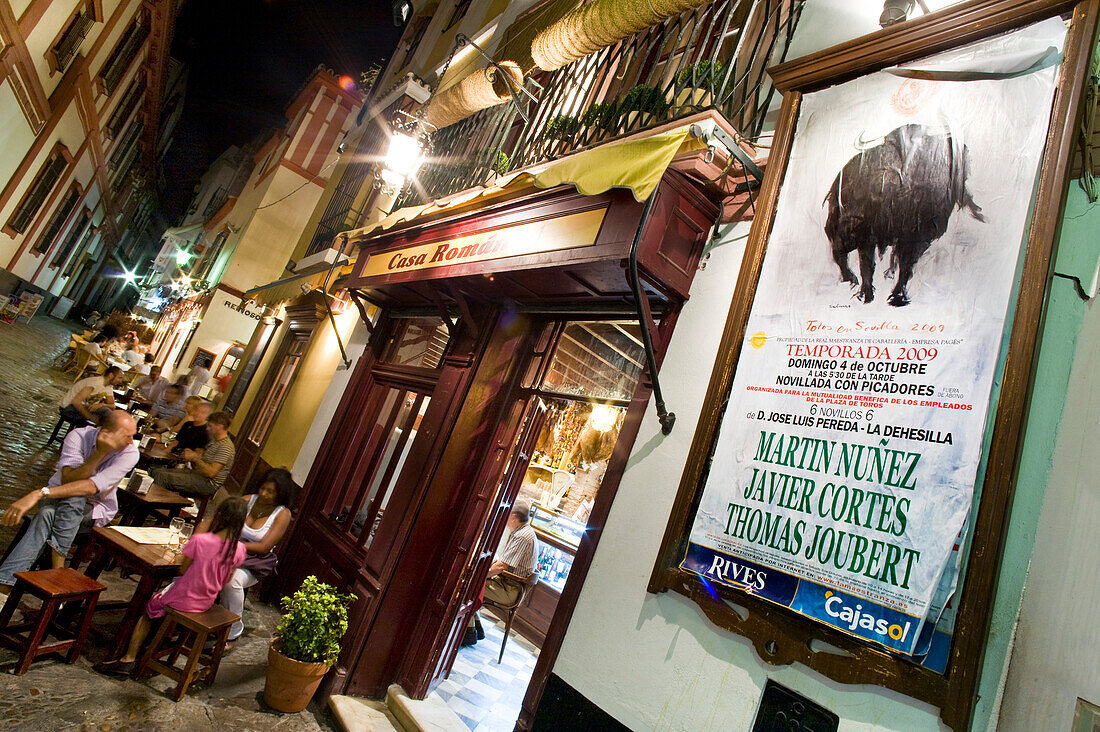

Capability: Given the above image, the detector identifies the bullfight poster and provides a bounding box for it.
[682,19,1067,664]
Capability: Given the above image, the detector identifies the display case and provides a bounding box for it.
[535,539,575,593]
[529,504,584,548]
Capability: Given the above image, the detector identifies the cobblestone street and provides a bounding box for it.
[0,317,336,731]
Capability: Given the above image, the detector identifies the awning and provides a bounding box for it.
[347,124,704,242]
[245,261,354,308]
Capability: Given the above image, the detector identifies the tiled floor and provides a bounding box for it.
[428,612,539,732]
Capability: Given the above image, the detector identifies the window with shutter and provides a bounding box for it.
[48,1,100,74]
[32,187,81,255]
[6,149,70,235]
[51,209,91,268]
[98,18,149,95]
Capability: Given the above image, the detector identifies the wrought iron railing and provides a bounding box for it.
[399,0,804,207]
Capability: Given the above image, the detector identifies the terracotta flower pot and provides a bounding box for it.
[263,642,329,713]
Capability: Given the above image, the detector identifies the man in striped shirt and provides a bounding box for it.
[464,502,539,646]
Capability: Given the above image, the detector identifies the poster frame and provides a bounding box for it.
[646,1,1100,729]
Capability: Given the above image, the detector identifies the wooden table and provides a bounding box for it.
[116,485,193,527]
[71,527,182,658]
[137,443,177,469]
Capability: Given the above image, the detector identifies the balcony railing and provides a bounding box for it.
[399,0,804,208]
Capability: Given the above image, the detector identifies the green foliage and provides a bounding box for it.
[581,102,621,132]
[544,114,581,141]
[276,576,357,667]
[491,149,510,176]
[620,85,669,116]
[677,59,727,89]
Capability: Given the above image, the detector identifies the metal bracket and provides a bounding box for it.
[689,123,764,183]
[453,33,539,124]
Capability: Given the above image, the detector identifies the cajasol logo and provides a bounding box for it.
[822,590,911,644]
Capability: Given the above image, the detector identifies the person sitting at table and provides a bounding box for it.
[218,468,293,646]
[121,341,144,368]
[0,410,138,593]
[150,411,234,503]
[168,395,203,434]
[59,366,126,425]
[93,497,248,677]
[462,501,540,647]
[133,352,154,376]
[132,364,168,404]
[168,400,212,454]
[79,331,116,370]
[172,374,191,398]
[149,384,188,431]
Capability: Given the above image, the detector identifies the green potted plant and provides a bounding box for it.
[264,576,357,713]
[581,101,621,141]
[620,84,670,130]
[676,59,727,109]
[491,148,510,176]
[544,114,581,144]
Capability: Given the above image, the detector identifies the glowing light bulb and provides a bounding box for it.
[588,404,619,432]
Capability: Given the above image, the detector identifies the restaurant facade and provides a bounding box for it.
[230,0,1100,730]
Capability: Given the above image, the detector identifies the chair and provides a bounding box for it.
[46,407,91,446]
[0,569,105,675]
[64,348,93,378]
[482,570,538,663]
[135,605,239,701]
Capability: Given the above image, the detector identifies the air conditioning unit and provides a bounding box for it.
[290,247,349,276]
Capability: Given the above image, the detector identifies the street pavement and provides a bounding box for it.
[0,317,335,731]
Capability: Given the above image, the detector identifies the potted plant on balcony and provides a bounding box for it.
[492,148,511,176]
[264,576,357,714]
[544,114,581,145]
[620,84,670,131]
[581,101,622,141]
[676,59,727,109]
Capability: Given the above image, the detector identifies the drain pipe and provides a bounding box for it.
[627,194,675,435]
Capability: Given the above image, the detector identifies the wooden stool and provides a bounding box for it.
[0,568,105,675]
[136,605,239,700]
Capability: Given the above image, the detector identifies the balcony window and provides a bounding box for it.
[32,186,81,255]
[49,1,100,74]
[50,209,91,268]
[98,18,149,95]
[106,77,146,139]
[446,0,473,29]
[110,119,144,171]
[62,227,95,278]
[6,147,70,235]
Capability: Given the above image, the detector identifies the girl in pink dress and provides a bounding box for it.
[95,498,247,676]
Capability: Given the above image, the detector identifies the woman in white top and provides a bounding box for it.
[218,468,293,643]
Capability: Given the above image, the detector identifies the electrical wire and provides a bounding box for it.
[254,156,342,210]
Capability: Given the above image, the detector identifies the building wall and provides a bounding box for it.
[168,288,264,382]
[258,303,360,473]
[0,0,178,305]
[547,4,1097,732]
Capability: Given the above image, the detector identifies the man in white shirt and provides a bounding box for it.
[464,502,540,646]
[132,364,168,404]
[59,366,126,424]
[187,362,213,396]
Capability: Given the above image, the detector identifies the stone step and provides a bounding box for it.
[385,683,469,732]
[329,694,406,732]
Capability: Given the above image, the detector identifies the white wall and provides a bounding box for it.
[289,318,371,485]
[171,289,263,384]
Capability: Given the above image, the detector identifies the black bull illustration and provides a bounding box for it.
[824,123,986,306]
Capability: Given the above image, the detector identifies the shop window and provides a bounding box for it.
[382,317,452,369]
[248,340,307,445]
[32,186,81,255]
[6,147,70,235]
[333,389,432,545]
[540,321,644,401]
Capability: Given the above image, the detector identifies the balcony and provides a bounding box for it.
[398,0,803,208]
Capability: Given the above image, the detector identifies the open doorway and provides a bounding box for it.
[429,320,642,730]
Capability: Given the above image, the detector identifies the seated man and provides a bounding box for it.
[463,502,540,646]
[132,364,168,404]
[151,411,234,502]
[121,342,143,368]
[0,410,138,590]
[59,366,126,425]
[168,400,211,454]
[149,384,188,431]
[134,352,154,376]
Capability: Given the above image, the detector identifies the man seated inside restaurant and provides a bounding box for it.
[134,352,154,376]
[132,364,168,404]
[121,341,144,368]
[0,410,138,592]
[463,501,540,646]
[149,384,188,431]
[150,411,234,506]
[59,366,127,426]
[167,399,211,454]
[79,329,118,370]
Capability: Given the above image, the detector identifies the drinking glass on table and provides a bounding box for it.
[179,523,194,548]
[169,517,186,550]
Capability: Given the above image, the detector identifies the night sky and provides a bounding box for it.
[160,0,403,221]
